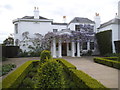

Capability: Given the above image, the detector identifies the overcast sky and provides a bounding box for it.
[0,0,119,43]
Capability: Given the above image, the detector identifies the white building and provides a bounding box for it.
[98,1,120,53]
[13,7,102,57]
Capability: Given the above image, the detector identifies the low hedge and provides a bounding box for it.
[94,57,120,69]
[103,57,119,62]
[69,69,107,89]
[2,60,39,88]
[56,58,107,89]
[56,58,76,72]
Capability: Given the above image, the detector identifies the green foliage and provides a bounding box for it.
[95,30,112,55]
[40,50,52,63]
[56,58,76,72]
[22,77,34,88]
[56,58,107,89]
[94,57,120,69]
[69,69,107,89]
[104,53,120,57]
[2,60,39,88]
[1,64,16,76]
[35,60,65,88]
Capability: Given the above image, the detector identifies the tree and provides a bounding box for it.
[3,36,14,46]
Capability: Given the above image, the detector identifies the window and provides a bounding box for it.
[53,29,58,32]
[82,42,87,50]
[69,43,71,50]
[90,42,94,50]
[15,24,18,34]
[75,25,80,31]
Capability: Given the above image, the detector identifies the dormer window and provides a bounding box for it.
[15,24,18,34]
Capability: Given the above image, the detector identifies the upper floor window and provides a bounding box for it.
[53,29,58,32]
[15,24,18,34]
[75,25,80,31]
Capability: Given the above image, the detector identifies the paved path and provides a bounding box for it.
[1,56,119,89]
[63,56,119,89]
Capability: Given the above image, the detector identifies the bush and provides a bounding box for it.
[56,59,107,89]
[2,64,16,76]
[94,57,120,69]
[95,30,112,55]
[2,60,39,88]
[69,69,107,89]
[22,77,34,88]
[40,50,52,63]
[35,59,65,88]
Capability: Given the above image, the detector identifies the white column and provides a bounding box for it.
[77,42,81,57]
[58,39,62,57]
[67,43,69,56]
[71,42,75,57]
[53,38,56,58]
[87,41,90,50]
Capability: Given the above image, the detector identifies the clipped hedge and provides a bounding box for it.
[2,60,39,88]
[56,58,76,72]
[69,69,107,89]
[56,58,107,89]
[94,57,120,69]
[95,30,112,55]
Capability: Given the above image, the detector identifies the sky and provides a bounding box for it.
[0,0,119,43]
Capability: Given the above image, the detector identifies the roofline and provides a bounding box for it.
[13,18,53,24]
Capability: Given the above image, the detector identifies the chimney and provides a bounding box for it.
[94,13,101,32]
[118,1,120,18]
[34,7,39,19]
[63,16,66,23]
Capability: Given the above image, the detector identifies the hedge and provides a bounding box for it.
[95,30,112,55]
[69,69,107,89]
[56,58,107,89]
[2,60,39,88]
[94,57,120,69]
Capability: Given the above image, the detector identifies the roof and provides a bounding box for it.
[98,18,120,29]
[21,16,49,20]
[52,22,68,25]
[69,17,95,24]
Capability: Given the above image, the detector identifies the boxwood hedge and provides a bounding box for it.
[94,57,120,69]
[56,58,107,89]
[2,60,39,89]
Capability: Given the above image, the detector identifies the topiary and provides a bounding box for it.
[40,50,52,63]
[35,59,65,88]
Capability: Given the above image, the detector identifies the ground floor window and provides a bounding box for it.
[82,42,87,50]
[90,42,94,50]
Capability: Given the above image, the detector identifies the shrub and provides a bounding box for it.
[2,60,39,88]
[35,60,65,88]
[69,69,107,89]
[22,77,34,88]
[56,59,107,89]
[95,30,112,55]
[40,50,52,63]
[94,57,120,69]
[2,64,16,76]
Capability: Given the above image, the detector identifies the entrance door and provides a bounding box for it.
[62,43,67,56]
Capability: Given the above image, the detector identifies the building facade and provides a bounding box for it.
[13,7,101,57]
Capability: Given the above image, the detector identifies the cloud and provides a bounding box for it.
[4,4,13,10]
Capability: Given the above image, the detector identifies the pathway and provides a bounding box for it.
[63,56,119,89]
